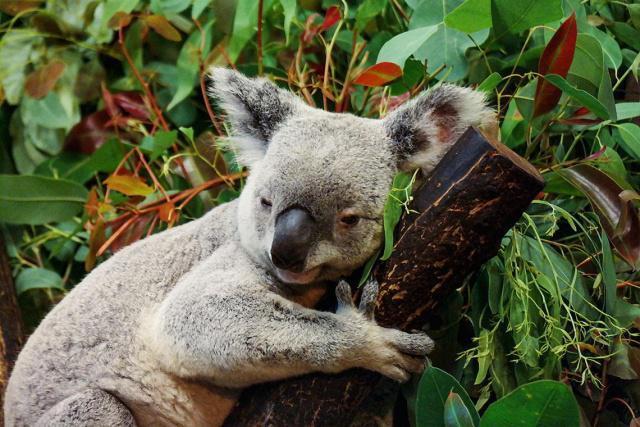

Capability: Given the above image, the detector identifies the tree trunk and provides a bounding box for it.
[0,233,25,417]
[224,127,544,426]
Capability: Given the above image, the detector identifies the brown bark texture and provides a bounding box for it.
[224,127,544,426]
[0,233,25,418]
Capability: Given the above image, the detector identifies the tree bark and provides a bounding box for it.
[0,233,25,416]
[224,127,544,426]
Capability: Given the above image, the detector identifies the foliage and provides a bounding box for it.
[415,367,580,427]
[1,0,640,425]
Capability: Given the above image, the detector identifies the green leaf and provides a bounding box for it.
[192,0,210,19]
[416,367,480,427]
[58,138,124,183]
[0,30,38,105]
[588,27,622,70]
[150,0,190,14]
[381,172,413,260]
[410,0,489,81]
[357,249,380,287]
[609,341,639,380]
[616,123,640,160]
[279,0,296,43]
[377,26,438,68]
[228,0,273,63]
[445,0,491,33]
[167,20,213,110]
[139,130,177,161]
[474,329,491,384]
[544,74,609,120]
[616,103,640,121]
[479,380,580,427]
[491,0,563,38]
[0,175,88,225]
[444,393,476,427]
[628,4,640,30]
[21,92,79,130]
[15,267,65,295]
[477,72,501,93]
[518,234,598,320]
[356,0,387,31]
[601,230,640,327]
[101,0,139,27]
[568,34,604,90]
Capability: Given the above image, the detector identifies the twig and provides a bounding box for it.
[257,0,264,76]
[117,25,169,132]
[194,18,225,136]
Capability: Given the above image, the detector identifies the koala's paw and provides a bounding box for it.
[334,280,434,383]
[366,327,434,382]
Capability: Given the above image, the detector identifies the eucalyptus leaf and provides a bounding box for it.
[377,26,438,68]
[410,0,489,81]
[416,367,480,427]
[445,0,491,33]
[167,20,214,110]
[480,381,580,427]
[544,74,609,120]
[491,0,563,38]
[0,175,88,225]
[15,267,65,295]
[381,172,413,260]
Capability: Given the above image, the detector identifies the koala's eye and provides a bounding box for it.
[260,197,272,208]
[339,215,360,227]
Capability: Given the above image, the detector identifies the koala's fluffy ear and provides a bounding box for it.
[208,67,307,167]
[383,84,495,173]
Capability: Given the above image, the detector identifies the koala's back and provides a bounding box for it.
[4,200,239,426]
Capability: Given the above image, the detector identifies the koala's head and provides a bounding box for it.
[209,68,493,285]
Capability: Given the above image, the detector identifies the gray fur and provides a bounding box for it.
[5,68,492,426]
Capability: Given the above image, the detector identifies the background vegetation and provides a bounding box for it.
[1,0,640,425]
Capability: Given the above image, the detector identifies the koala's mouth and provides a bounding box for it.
[275,266,322,285]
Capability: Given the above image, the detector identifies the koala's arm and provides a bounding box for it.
[143,252,432,387]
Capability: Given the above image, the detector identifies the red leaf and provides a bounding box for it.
[112,92,149,120]
[0,0,42,15]
[319,6,341,31]
[302,7,341,43]
[158,202,176,223]
[387,92,412,112]
[533,13,577,118]
[559,164,640,268]
[104,174,154,196]
[102,84,118,118]
[108,11,133,29]
[102,85,149,121]
[64,110,114,154]
[145,15,182,42]
[558,106,603,125]
[353,62,403,87]
[301,14,320,43]
[24,60,66,99]
[109,213,153,253]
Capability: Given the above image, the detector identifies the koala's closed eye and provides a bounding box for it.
[260,197,272,208]
[339,215,359,227]
[336,209,375,229]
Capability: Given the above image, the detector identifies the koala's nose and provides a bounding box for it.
[271,207,315,273]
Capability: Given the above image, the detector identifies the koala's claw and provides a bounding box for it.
[359,278,379,319]
[336,279,434,383]
[335,280,355,309]
[369,329,434,383]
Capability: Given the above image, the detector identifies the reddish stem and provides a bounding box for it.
[257,0,264,76]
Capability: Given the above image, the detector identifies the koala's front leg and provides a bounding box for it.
[145,274,432,388]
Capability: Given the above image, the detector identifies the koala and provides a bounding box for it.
[4,68,493,426]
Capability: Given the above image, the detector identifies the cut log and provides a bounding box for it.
[223,127,544,426]
[0,233,25,415]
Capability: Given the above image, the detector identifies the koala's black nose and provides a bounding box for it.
[271,207,314,273]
